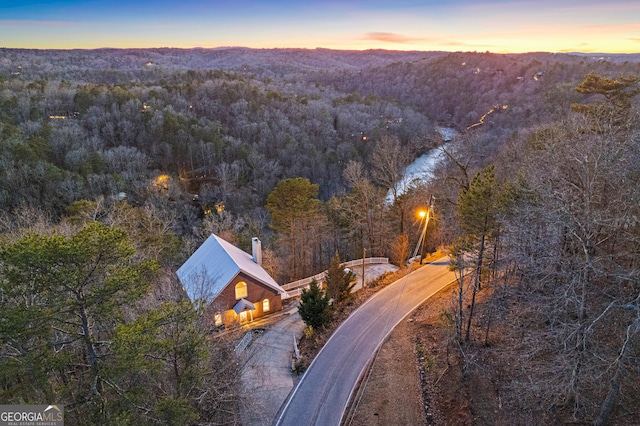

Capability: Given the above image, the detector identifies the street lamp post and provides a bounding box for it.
[412,196,435,264]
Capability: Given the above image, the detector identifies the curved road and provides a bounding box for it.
[274,257,455,426]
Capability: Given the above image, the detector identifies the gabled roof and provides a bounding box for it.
[233,298,256,314]
[176,234,285,302]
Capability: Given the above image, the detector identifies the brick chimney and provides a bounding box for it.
[251,237,262,265]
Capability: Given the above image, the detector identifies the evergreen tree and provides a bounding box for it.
[298,279,331,330]
[0,222,158,422]
[266,177,327,279]
[456,165,501,342]
[112,300,207,424]
[324,251,356,306]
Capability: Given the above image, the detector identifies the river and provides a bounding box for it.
[385,127,456,204]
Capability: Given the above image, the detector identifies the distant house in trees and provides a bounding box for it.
[177,234,286,328]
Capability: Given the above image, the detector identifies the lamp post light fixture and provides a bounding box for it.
[412,196,435,264]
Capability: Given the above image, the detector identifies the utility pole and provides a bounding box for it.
[362,247,366,289]
[420,196,435,264]
[412,196,435,263]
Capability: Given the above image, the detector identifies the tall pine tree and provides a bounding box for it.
[456,165,501,342]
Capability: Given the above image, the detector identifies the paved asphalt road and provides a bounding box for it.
[273,257,456,426]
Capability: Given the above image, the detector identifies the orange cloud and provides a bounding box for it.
[363,32,421,44]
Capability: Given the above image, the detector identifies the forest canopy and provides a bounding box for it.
[1,47,640,424]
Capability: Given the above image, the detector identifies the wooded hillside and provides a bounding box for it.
[1,48,639,424]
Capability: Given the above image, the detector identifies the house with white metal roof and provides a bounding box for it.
[177,234,286,328]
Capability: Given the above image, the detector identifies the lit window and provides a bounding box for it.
[239,311,248,322]
[263,299,270,312]
[235,282,248,299]
[214,312,222,327]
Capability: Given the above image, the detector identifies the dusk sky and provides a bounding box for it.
[1,0,639,53]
